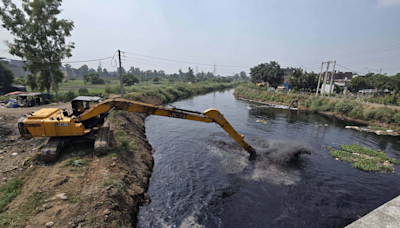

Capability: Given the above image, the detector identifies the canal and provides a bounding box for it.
[137,89,400,228]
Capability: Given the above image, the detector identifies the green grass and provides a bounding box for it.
[102,174,123,189]
[114,129,137,153]
[329,144,400,172]
[0,179,23,213]
[234,85,400,126]
[0,191,47,228]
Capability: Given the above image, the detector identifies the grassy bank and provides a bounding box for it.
[0,81,240,227]
[61,81,240,103]
[234,85,400,131]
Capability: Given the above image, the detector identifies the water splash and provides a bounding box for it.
[208,137,311,185]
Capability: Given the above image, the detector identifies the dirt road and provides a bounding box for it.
[0,102,71,116]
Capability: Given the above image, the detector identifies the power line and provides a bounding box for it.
[336,64,368,75]
[300,42,400,67]
[121,50,251,69]
[1,56,113,64]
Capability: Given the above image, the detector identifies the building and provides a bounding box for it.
[0,58,30,77]
[278,67,293,90]
[323,71,353,81]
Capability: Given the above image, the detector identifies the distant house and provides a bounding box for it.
[0,58,30,77]
[323,71,353,81]
[278,67,293,90]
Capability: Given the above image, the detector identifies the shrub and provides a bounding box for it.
[69,77,76,81]
[78,88,89,95]
[335,102,353,113]
[364,108,377,121]
[375,107,395,123]
[393,113,400,124]
[92,77,105,84]
[348,106,364,119]
[61,91,77,102]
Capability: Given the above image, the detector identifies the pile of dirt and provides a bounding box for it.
[0,98,158,227]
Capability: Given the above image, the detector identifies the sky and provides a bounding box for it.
[1,0,400,76]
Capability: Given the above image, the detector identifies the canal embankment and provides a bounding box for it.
[234,85,400,136]
[0,81,240,227]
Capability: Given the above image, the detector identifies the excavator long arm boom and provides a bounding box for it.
[78,99,255,154]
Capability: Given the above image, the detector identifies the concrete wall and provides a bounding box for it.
[346,195,400,228]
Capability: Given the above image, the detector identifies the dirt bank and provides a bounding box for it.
[0,97,157,227]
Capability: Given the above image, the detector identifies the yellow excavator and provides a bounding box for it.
[18,96,255,162]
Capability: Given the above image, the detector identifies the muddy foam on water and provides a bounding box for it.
[208,137,311,185]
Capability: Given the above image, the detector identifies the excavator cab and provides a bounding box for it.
[71,96,103,116]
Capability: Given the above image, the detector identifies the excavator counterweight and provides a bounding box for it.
[18,97,255,162]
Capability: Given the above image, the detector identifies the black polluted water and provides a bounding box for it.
[137,89,400,228]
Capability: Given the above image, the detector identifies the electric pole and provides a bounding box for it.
[322,61,330,96]
[379,68,382,76]
[118,49,124,98]
[329,61,336,96]
[195,65,198,75]
[213,64,216,77]
[316,62,324,97]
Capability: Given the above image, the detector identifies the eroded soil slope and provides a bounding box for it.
[0,98,157,227]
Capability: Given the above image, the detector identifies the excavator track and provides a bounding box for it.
[40,131,99,163]
[94,121,110,155]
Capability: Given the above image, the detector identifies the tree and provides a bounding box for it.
[239,71,248,81]
[102,68,109,78]
[97,66,102,76]
[348,76,367,92]
[250,61,283,87]
[0,0,74,97]
[153,77,159,83]
[0,61,14,93]
[288,68,318,91]
[122,73,139,86]
[83,72,104,85]
[83,74,90,85]
[64,64,72,77]
[186,67,195,83]
[233,73,240,81]
[179,69,185,81]
[117,67,126,75]
[169,76,175,84]
[79,65,89,76]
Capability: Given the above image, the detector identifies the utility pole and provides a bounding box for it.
[322,61,330,96]
[329,61,336,96]
[213,64,216,77]
[316,62,324,97]
[118,49,124,98]
[379,68,382,76]
[195,65,198,75]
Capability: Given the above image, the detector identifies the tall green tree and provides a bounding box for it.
[0,61,14,93]
[288,68,318,91]
[0,0,74,98]
[79,64,89,76]
[186,67,195,83]
[348,76,367,92]
[64,64,72,77]
[102,68,109,78]
[239,71,248,81]
[250,61,283,87]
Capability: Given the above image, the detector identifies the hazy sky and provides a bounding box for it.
[1,0,400,75]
